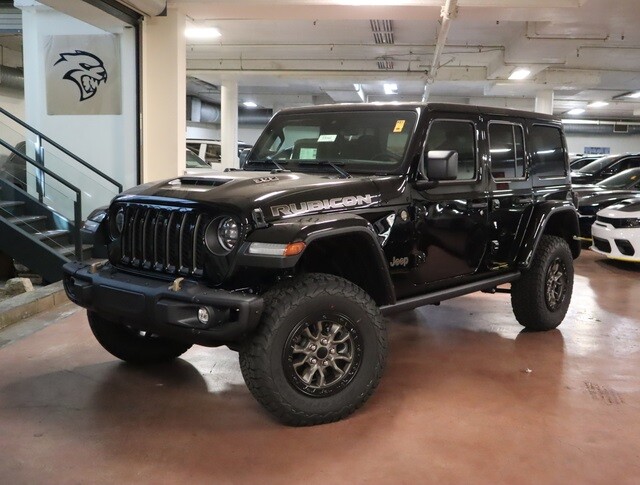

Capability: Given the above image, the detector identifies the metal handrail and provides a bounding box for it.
[0,138,83,261]
[0,106,123,193]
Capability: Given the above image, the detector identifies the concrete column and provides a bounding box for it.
[220,80,239,170]
[535,90,554,115]
[141,6,186,182]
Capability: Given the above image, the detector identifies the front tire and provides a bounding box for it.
[239,273,387,426]
[511,235,574,331]
[87,311,192,364]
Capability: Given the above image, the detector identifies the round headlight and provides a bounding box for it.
[217,218,239,251]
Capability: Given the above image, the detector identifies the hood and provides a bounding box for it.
[114,171,405,221]
[598,198,640,218]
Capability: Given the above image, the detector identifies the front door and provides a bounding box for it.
[409,114,490,292]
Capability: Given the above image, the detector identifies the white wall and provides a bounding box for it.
[0,90,25,119]
[565,133,640,155]
[20,3,137,217]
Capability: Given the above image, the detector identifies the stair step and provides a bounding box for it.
[0,200,25,217]
[56,244,93,258]
[35,229,70,240]
[5,214,48,227]
[35,229,71,246]
[0,200,24,209]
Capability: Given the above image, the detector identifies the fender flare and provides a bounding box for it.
[238,213,396,304]
[517,201,581,269]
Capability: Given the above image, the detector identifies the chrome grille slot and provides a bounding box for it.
[118,205,209,278]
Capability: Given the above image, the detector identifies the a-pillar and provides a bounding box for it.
[141,6,186,182]
[220,80,239,170]
[535,90,554,115]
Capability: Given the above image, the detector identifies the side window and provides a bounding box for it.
[529,125,566,177]
[204,144,221,164]
[425,120,476,181]
[620,157,640,171]
[489,123,526,179]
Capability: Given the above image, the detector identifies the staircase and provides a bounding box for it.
[0,108,122,283]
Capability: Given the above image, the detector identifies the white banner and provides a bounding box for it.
[44,34,122,115]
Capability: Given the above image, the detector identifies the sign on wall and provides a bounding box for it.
[583,146,610,155]
[44,34,122,115]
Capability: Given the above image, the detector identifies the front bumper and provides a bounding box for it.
[63,261,264,346]
[590,221,640,263]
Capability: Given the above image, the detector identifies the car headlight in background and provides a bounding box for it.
[205,216,240,254]
[621,218,640,228]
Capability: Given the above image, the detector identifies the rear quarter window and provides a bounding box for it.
[529,125,566,177]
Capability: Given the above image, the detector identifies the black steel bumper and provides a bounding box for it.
[62,261,264,347]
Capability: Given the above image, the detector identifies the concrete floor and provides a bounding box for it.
[0,249,639,485]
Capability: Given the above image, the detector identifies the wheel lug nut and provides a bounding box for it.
[310,345,317,351]
[320,338,328,345]
[330,348,336,354]
[310,358,317,364]
[323,360,329,366]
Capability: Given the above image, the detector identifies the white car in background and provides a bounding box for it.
[186,139,253,166]
[591,199,640,262]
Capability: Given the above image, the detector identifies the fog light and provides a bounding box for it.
[197,307,210,325]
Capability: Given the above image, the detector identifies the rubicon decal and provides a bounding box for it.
[271,194,375,217]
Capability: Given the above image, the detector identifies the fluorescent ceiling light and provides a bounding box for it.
[185,27,221,39]
[508,68,531,80]
[383,83,398,95]
[561,119,599,125]
[243,101,258,108]
[566,108,586,115]
[588,101,609,108]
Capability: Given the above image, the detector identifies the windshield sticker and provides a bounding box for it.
[318,134,337,143]
[299,148,317,159]
[393,120,406,133]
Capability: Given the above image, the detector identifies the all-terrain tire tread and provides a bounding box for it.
[239,273,387,426]
[511,235,573,331]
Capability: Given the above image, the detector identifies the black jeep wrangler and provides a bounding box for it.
[63,103,580,426]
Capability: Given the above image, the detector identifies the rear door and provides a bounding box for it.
[486,118,533,266]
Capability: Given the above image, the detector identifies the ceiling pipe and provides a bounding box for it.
[423,0,458,101]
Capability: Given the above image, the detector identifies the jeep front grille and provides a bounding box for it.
[118,206,211,277]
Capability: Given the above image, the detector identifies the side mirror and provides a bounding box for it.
[239,148,251,168]
[426,150,458,181]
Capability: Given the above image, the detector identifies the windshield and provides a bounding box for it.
[576,155,618,174]
[186,149,210,168]
[246,110,418,174]
[597,168,640,189]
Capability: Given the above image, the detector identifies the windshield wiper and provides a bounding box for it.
[246,157,290,173]
[299,160,351,179]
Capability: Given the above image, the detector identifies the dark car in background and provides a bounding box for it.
[569,155,598,170]
[571,154,640,185]
[574,167,640,237]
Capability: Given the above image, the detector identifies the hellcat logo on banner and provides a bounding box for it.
[44,34,122,115]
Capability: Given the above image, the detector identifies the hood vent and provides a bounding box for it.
[167,177,229,188]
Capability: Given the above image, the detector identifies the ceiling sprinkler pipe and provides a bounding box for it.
[423,0,458,100]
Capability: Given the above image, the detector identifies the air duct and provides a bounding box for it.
[0,65,23,91]
[188,97,272,125]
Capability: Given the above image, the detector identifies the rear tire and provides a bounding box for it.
[239,273,387,426]
[511,235,574,331]
[87,311,192,364]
